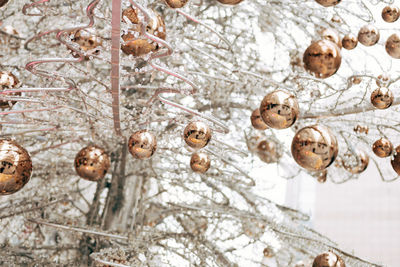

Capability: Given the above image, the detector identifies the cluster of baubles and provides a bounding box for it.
[312,252,345,267]
[184,121,212,173]
[0,71,20,109]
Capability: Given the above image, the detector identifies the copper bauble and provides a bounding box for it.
[183,121,212,149]
[315,0,341,7]
[391,146,400,175]
[376,74,390,87]
[370,87,393,109]
[217,0,244,4]
[385,33,400,59]
[313,252,345,267]
[382,5,400,23]
[342,34,358,50]
[263,247,274,258]
[0,71,20,109]
[74,145,110,181]
[190,152,211,173]
[372,137,393,158]
[0,0,8,7]
[321,28,341,49]
[70,30,101,58]
[303,40,342,79]
[358,25,380,46]
[250,108,268,130]
[291,125,338,171]
[0,139,32,195]
[256,139,281,163]
[259,90,299,129]
[128,130,157,159]
[164,0,189,8]
[121,7,166,57]
[342,150,369,174]
[351,77,362,85]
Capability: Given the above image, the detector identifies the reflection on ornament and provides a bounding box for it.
[70,30,101,58]
[183,121,212,149]
[372,137,393,158]
[391,146,400,175]
[256,139,281,163]
[385,33,400,59]
[128,130,157,159]
[312,252,345,267]
[315,0,341,7]
[291,125,338,171]
[342,150,369,174]
[382,5,400,23]
[164,0,189,8]
[342,34,358,50]
[0,139,32,195]
[250,108,268,130]
[0,71,20,109]
[0,0,8,8]
[190,152,211,173]
[74,145,110,181]
[121,7,166,57]
[217,0,244,5]
[376,74,390,87]
[358,25,380,46]
[321,28,341,48]
[259,90,299,129]
[370,87,393,109]
[351,76,362,85]
[303,40,342,79]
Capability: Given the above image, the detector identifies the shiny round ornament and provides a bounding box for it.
[342,150,369,174]
[370,87,393,109]
[372,137,393,158]
[183,121,212,149]
[0,71,21,109]
[0,139,32,195]
[315,0,341,7]
[376,74,390,87]
[291,125,338,171]
[256,139,281,163]
[357,25,380,46]
[0,0,9,8]
[217,0,244,4]
[164,0,189,8]
[313,252,345,267]
[128,130,157,159]
[190,152,211,173]
[321,28,341,48]
[351,76,362,85]
[74,145,110,181]
[391,146,400,175]
[303,40,342,79]
[385,33,400,59]
[70,30,101,58]
[341,34,358,50]
[250,108,268,130]
[259,90,299,129]
[121,7,166,57]
[382,5,400,23]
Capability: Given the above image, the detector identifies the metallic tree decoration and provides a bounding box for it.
[376,73,390,87]
[312,252,346,267]
[70,30,102,59]
[0,0,8,8]
[358,25,380,46]
[256,139,281,164]
[163,0,189,8]
[321,28,341,49]
[372,137,393,158]
[391,146,400,175]
[315,0,341,7]
[121,7,166,57]
[217,0,244,5]
[259,90,299,129]
[183,121,212,149]
[250,108,268,130]
[74,145,110,181]
[385,33,400,59]
[190,152,211,173]
[342,150,369,174]
[303,40,342,79]
[291,125,338,171]
[381,5,400,23]
[0,139,32,195]
[370,87,394,109]
[0,71,20,109]
[341,34,358,50]
[128,130,157,159]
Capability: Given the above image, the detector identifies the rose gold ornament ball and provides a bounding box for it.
[70,30,102,58]
[312,252,345,267]
[128,130,157,159]
[259,90,299,129]
[0,71,21,109]
[370,87,393,109]
[385,33,400,59]
[351,76,362,85]
[121,7,166,57]
[183,121,212,149]
[321,28,342,48]
[303,40,342,79]
[190,152,211,173]
[376,74,390,87]
[291,125,338,171]
[217,0,244,5]
[358,25,380,46]
[250,108,268,130]
[372,137,393,158]
[0,139,32,195]
[382,5,400,23]
[164,0,189,8]
[315,0,341,7]
[391,145,400,175]
[341,34,358,50]
[74,145,110,181]
[342,150,369,174]
[256,139,281,164]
